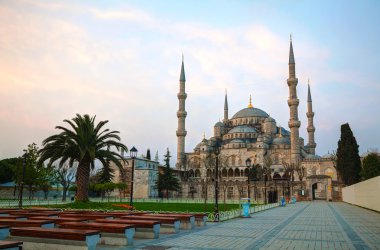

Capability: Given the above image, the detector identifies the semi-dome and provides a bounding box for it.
[228,125,257,134]
[264,116,275,122]
[232,107,269,119]
[229,139,245,143]
[214,121,224,127]
[305,154,321,160]
[272,136,290,145]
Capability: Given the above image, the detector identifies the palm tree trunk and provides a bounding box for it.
[76,161,90,202]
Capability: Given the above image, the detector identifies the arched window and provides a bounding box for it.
[222,168,227,177]
[238,159,242,166]
[228,168,234,177]
[195,169,201,177]
[234,168,240,177]
[207,169,211,178]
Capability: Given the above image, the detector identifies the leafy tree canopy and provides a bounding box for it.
[0,157,18,184]
[38,114,128,202]
[360,153,380,181]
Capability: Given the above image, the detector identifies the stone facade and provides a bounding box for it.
[175,37,343,202]
[111,157,159,199]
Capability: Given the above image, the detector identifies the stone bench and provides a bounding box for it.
[121,215,180,234]
[59,222,135,246]
[193,213,208,226]
[0,216,26,221]
[0,220,54,228]
[0,226,10,240]
[59,214,113,220]
[0,240,22,250]
[8,212,60,218]
[147,213,195,230]
[95,219,160,239]
[9,227,100,250]
[29,217,88,225]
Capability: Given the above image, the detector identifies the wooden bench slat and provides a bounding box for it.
[95,219,159,228]
[59,222,135,234]
[121,215,179,223]
[0,240,22,249]
[10,227,100,241]
[0,219,54,227]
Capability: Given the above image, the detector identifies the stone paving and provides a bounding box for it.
[100,201,380,250]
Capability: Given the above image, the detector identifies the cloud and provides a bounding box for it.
[0,0,378,162]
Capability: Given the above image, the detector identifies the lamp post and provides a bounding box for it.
[18,153,27,208]
[245,158,251,203]
[129,146,138,208]
[214,146,220,222]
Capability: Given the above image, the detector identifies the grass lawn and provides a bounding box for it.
[43,201,242,213]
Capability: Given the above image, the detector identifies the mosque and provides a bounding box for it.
[175,37,343,202]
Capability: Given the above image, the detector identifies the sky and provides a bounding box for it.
[0,0,379,165]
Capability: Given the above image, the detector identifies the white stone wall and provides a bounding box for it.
[342,176,380,212]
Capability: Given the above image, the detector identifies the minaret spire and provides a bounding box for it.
[287,35,301,164]
[248,94,253,108]
[223,89,228,123]
[306,80,316,155]
[176,55,187,169]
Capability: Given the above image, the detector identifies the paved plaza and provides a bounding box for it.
[110,201,380,250]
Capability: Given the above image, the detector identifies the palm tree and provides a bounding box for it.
[38,114,128,202]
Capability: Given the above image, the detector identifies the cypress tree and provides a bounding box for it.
[336,123,361,185]
[156,148,180,199]
[146,149,151,160]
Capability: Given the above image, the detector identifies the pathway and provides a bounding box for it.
[100,201,380,250]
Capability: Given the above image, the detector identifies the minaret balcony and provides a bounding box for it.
[307,126,315,132]
[176,130,187,136]
[306,112,315,118]
[177,93,187,99]
[177,111,187,118]
[287,78,298,86]
[288,120,301,128]
[287,98,299,106]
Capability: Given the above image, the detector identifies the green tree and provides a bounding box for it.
[360,153,380,180]
[0,158,18,184]
[38,114,128,202]
[96,164,115,184]
[336,123,361,185]
[13,143,41,199]
[55,164,76,201]
[156,148,180,199]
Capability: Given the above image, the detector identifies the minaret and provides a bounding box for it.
[287,35,301,164]
[176,56,187,169]
[306,80,316,155]
[223,90,228,123]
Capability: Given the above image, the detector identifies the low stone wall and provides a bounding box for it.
[342,176,380,212]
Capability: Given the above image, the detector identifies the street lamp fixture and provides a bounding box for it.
[245,158,252,203]
[129,146,138,208]
[214,146,220,222]
[18,153,27,208]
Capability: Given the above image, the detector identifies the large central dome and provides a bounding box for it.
[232,107,269,119]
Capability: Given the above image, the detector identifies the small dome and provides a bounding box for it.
[214,121,224,127]
[228,125,257,134]
[232,107,269,119]
[264,116,275,122]
[272,136,290,145]
[322,153,334,159]
[194,138,208,150]
[305,154,321,160]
